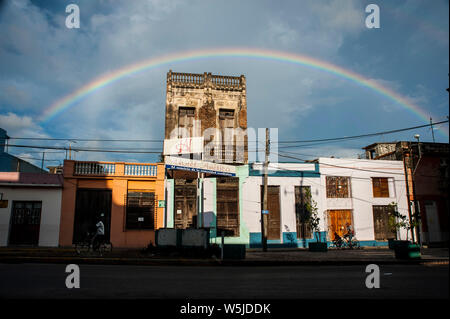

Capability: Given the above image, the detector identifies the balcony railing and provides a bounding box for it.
[73,162,158,177]
[167,71,244,90]
[125,164,157,176]
[74,162,116,175]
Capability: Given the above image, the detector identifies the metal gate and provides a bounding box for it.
[216,177,239,236]
[295,186,312,239]
[8,201,42,246]
[73,189,112,244]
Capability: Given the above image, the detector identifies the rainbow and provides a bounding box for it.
[40,47,447,135]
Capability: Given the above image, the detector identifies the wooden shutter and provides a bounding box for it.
[372,178,389,197]
[216,177,239,236]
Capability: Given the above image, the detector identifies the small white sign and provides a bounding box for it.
[138,217,144,222]
[164,137,204,155]
[177,209,182,215]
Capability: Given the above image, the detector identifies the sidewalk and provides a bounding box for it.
[0,247,448,266]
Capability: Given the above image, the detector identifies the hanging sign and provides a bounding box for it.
[165,156,236,177]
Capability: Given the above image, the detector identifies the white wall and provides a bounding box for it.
[165,179,174,228]
[0,187,62,247]
[242,176,322,243]
[318,158,409,241]
[241,159,409,244]
[203,178,215,224]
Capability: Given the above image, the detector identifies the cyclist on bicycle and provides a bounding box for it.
[343,223,354,238]
[333,232,343,247]
[92,213,105,251]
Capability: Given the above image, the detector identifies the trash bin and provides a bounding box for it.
[394,242,421,259]
[222,244,246,259]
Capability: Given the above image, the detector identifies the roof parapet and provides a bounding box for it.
[167,70,245,91]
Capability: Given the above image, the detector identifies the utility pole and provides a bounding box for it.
[68,140,76,160]
[41,152,45,172]
[430,118,435,143]
[261,128,270,252]
[409,143,420,244]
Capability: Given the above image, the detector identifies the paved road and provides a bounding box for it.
[0,263,447,299]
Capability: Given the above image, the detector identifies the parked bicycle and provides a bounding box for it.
[75,231,113,256]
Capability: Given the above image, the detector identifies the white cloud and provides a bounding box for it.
[263,20,299,48]
[0,112,47,137]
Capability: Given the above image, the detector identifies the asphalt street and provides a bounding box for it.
[0,263,448,299]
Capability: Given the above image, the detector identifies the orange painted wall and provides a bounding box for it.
[59,160,165,248]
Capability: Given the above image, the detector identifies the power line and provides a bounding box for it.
[7,137,164,143]
[274,151,441,179]
[2,144,162,154]
[274,119,449,144]
[7,119,448,145]
[17,156,61,162]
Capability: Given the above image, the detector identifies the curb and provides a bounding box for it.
[1,256,447,267]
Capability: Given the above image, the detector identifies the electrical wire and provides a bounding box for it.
[274,119,449,144]
[6,119,447,145]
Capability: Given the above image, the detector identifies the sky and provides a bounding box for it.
[0,0,448,167]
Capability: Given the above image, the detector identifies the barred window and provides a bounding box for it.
[326,176,350,198]
[295,186,312,239]
[372,177,389,198]
[126,192,155,230]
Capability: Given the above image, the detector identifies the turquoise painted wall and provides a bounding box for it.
[209,165,250,246]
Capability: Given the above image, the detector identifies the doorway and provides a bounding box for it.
[327,209,353,241]
[372,205,397,240]
[9,201,42,246]
[425,201,441,243]
[295,186,312,239]
[174,179,197,229]
[261,185,281,240]
[72,189,111,244]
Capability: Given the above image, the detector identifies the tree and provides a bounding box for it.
[303,188,321,242]
[387,202,419,241]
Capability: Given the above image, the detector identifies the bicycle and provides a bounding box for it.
[343,231,360,249]
[331,232,344,248]
[331,231,360,249]
[75,232,113,256]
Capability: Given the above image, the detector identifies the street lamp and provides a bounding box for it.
[67,140,77,160]
[414,134,422,160]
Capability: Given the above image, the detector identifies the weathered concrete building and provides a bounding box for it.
[164,71,249,237]
[164,70,248,164]
[363,141,449,246]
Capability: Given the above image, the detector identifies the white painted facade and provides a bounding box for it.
[317,157,409,242]
[163,159,409,248]
[243,175,321,243]
[241,159,409,247]
[0,186,62,247]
